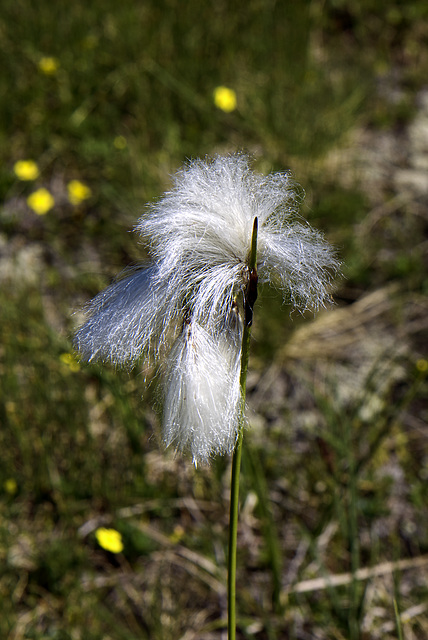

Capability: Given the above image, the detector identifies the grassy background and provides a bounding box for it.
[1,1,428,638]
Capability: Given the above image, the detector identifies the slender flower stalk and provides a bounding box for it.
[228,216,258,640]
[74,153,339,633]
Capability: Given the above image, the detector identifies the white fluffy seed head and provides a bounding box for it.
[136,153,339,314]
[162,315,243,466]
[73,266,179,367]
[74,153,340,463]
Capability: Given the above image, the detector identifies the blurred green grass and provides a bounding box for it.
[1,1,428,638]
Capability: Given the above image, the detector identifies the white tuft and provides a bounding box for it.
[136,153,339,314]
[74,266,176,366]
[163,313,243,466]
[74,153,340,463]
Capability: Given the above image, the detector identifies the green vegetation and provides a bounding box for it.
[1,1,428,638]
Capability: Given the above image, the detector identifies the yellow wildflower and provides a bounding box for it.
[39,57,59,75]
[4,478,18,495]
[27,188,55,215]
[416,358,428,373]
[13,160,40,181]
[113,135,127,150]
[168,524,185,544]
[67,180,92,205]
[213,86,237,113]
[60,352,80,372]
[95,528,124,554]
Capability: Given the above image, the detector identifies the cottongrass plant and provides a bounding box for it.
[74,153,339,638]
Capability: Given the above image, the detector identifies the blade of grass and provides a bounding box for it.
[243,443,283,612]
[394,598,404,640]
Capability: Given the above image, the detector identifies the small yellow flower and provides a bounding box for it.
[95,528,124,554]
[168,524,185,544]
[13,160,40,181]
[4,478,18,495]
[416,358,428,373]
[60,352,80,372]
[67,180,92,205]
[27,188,55,215]
[39,57,59,75]
[213,86,237,113]
[113,135,127,150]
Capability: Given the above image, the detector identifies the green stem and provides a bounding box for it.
[394,598,404,640]
[228,218,258,640]
[227,411,244,640]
